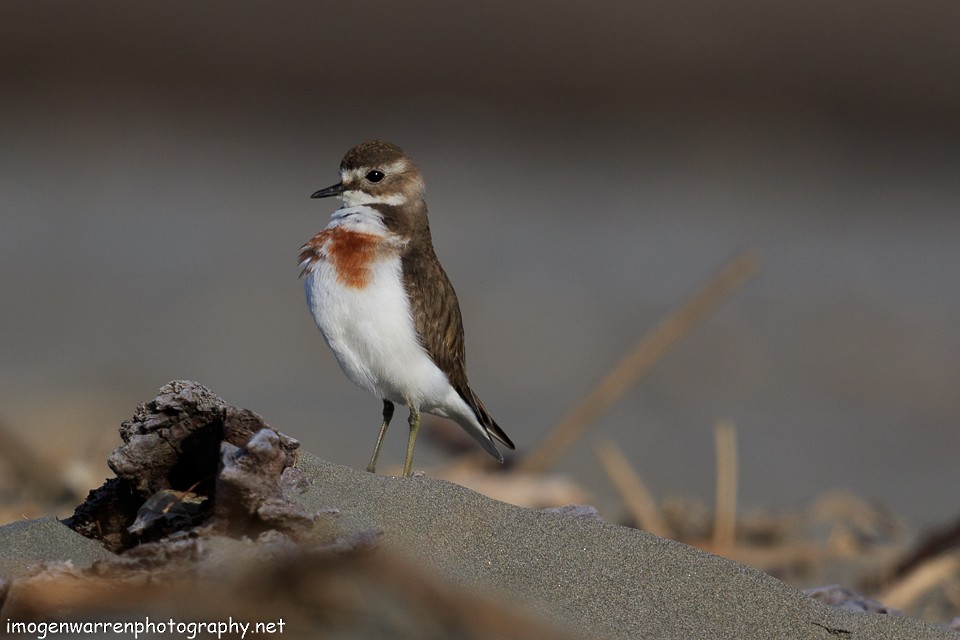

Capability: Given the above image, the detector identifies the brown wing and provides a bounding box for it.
[401,248,514,451]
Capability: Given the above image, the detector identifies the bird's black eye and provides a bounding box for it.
[365,170,385,183]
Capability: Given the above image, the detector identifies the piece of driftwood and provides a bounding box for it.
[65,380,306,551]
[107,380,298,495]
[217,430,316,537]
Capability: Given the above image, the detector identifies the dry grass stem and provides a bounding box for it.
[0,417,75,502]
[518,249,761,473]
[595,438,672,538]
[713,419,738,554]
[879,552,960,611]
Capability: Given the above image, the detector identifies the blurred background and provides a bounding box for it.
[1,1,959,526]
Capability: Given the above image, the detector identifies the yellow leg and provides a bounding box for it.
[402,407,421,477]
[366,400,394,473]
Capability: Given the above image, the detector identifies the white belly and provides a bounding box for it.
[304,253,453,409]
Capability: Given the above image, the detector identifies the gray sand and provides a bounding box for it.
[288,452,955,640]
[0,453,955,639]
[0,517,114,578]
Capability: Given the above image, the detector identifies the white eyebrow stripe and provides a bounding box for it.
[343,160,408,182]
[380,160,408,173]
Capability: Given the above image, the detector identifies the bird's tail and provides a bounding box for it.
[455,386,515,462]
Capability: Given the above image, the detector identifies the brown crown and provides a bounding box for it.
[340,140,409,171]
